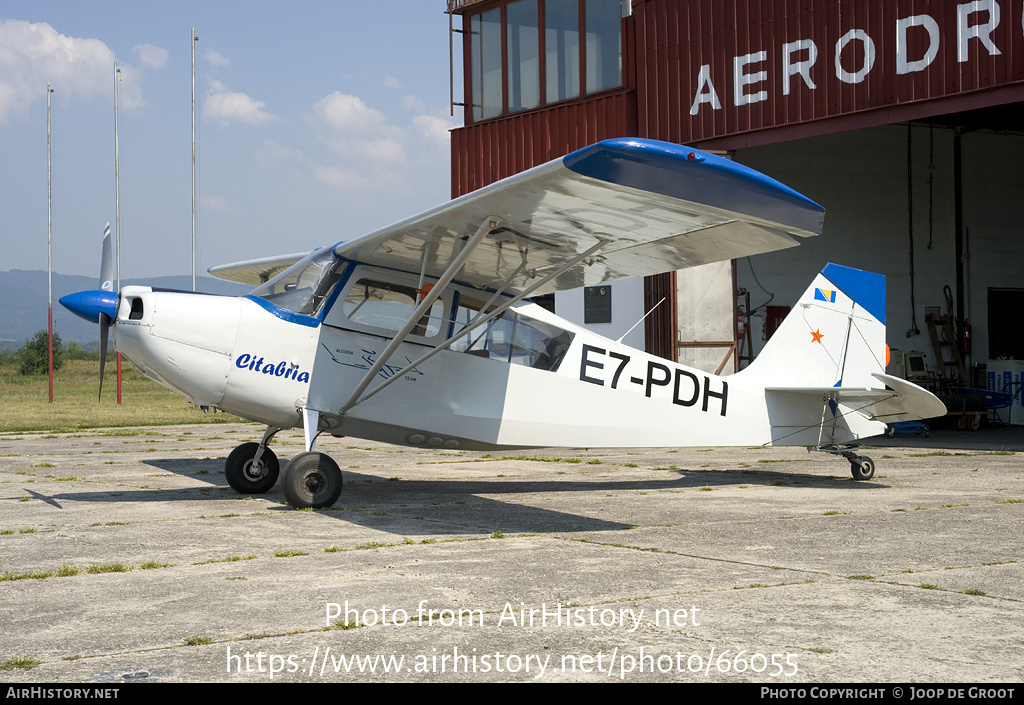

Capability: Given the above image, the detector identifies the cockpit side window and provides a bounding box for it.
[250,248,346,317]
[342,278,443,338]
[322,266,447,342]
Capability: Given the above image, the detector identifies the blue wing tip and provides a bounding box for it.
[562,138,825,215]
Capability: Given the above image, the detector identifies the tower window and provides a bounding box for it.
[465,0,624,123]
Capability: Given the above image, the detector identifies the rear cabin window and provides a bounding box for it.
[451,299,574,372]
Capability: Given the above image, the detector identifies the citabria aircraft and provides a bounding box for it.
[62,139,945,509]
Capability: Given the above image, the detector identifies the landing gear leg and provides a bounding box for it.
[225,426,282,494]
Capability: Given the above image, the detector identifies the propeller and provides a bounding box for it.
[98,224,114,399]
[59,223,118,400]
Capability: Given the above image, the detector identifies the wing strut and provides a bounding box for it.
[345,236,610,412]
[339,216,503,415]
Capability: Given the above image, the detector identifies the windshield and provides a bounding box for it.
[250,248,345,317]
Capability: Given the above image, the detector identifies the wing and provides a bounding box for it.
[208,253,309,285]
[333,138,825,296]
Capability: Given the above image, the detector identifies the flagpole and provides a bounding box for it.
[192,28,198,292]
[113,61,123,404]
[47,83,54,403]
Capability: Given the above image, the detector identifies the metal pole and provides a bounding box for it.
[192,28,198,292]
[114,61,123,404]
[47,83,54,403]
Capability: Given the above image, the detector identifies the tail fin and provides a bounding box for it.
[740,264,944,447]
[744,263,887,388]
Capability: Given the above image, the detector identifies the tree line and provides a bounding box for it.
[0,331,110,375]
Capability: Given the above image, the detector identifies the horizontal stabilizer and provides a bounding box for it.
[766,373,946,423]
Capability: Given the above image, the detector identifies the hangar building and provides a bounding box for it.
[445,0,1024,412]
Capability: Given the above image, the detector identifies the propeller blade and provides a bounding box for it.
[98,314,109,400]
[98,223,114,400]
[99,223,113,291]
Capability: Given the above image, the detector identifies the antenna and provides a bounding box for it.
[616,296,666,344]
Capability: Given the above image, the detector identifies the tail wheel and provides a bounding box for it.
[282,452,343,509]
[850,456,875,481]
[225,442,279,494]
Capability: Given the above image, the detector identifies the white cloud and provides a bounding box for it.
[412,114,458,145]
[204,80,275,127]
[308,92,406,163]
[133,43,168,69]
[204,48,230,68]
[313,165,368,190]
[200,195,228,212]
[255,140,308,167]
[0,19,140,121]
[383,74,402,90]
[402,94,427,113]
[310,92,388,133]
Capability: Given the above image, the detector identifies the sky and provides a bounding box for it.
[0,1,462,281]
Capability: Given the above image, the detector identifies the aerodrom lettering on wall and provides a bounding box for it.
[690,0,1013,115]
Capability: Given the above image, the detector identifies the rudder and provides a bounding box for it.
[740,263,887,389]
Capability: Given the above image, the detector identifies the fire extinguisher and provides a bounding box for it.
[960,320,972,356]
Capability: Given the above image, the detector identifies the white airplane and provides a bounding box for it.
[61,139,945,509]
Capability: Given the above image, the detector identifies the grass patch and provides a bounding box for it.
[908,451,953,457]
[822,510,851,515]
[193,555,257,565]
[919,583,940,590]
[501,455,581,463]
[848,575,874,581]
[86,563,133,574]
[273,550,308,558]
[138,561,174,570]
[328,619,361,630]
[2,570,56,581]
[961,588,987,595]
[0,359,243,433]
[181,636,213,646]
[354,542,390,550]
[0,656,41,671]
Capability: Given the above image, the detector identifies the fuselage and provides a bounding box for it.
[110,252,884,451]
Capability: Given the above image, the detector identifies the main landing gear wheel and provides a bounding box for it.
[282,452,343,509]
[849,456,875,481]
[225,442,280,494]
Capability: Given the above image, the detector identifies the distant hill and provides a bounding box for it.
[0,270,250,352]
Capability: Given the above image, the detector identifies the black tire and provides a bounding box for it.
[225,442,279,494]
[850,456,875,481]
[886,425,895,438]
[282,452,343,509]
